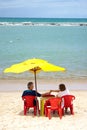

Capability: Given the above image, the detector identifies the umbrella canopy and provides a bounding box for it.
[4,58,65,73]
[4,58,66,115]
[4,58,66,91]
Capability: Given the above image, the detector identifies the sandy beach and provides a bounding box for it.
[0,80,87,130]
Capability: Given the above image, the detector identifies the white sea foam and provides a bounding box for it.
[0,22,87,26]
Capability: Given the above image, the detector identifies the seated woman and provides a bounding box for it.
[50,84,70,97]
[50,84,70,113]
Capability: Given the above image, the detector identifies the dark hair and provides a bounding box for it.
[59,84,66,91]
[27,82,33,89]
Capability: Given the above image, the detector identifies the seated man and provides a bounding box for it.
[22,82,50,97]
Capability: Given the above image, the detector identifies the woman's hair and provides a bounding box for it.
[27,82,33,89]
[59,84,66,91]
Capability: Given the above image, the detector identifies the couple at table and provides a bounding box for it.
[22,82,70,98]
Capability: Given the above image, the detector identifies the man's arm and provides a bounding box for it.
[50,90,60,93]
[36,91,51,97]
[41,92,51,97]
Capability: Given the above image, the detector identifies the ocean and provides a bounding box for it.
[0,18,87,80]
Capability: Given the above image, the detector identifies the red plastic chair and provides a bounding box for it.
[22,96,37,116]
[45,98,62,119]
[61,95,75,115]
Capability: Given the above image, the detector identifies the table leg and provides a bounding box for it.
[40,99,45,116]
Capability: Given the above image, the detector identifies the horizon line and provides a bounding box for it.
[0,17,87,19]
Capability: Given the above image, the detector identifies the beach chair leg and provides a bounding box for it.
[70,105,74,115]
[48,109,51,120]
[34,107,37,116]
[45,107,48,117]
[24,106,27,115]
[62,108,64,116]
[58,109,62,119]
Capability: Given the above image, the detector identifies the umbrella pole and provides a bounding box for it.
[34,70,37,92]
[34,70,39,116]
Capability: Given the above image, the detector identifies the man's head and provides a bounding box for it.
[27,82,34,90]
[59,84,66,91]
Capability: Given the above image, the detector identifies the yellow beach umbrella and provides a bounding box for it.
[4,58,66,92]
[4,58,66,115]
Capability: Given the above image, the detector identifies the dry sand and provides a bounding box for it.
[0,90,87,130]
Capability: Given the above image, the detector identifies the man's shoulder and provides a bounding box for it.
[23,90,29,92]
[24,90,35,91]
[23,90,36,94]
[32,90,36,92]
[23,90,31,94]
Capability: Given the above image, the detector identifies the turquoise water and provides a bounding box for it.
[0,18,87,22]
[0,18,87,80]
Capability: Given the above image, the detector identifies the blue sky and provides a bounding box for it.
[0,0,87,18]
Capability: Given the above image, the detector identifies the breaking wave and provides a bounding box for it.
[0,22,87,26]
